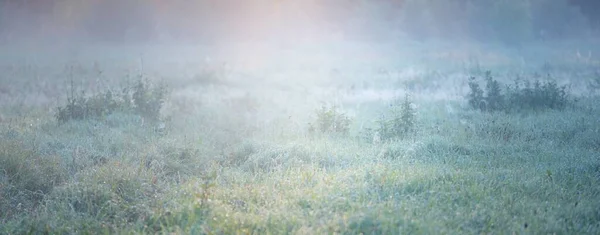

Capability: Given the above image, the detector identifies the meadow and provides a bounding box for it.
[1,40,600,234]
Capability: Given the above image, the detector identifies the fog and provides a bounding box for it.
[2,0,598,84]
[2,0,600,144]
[2,1,600,233]
[2,1,598,44]
[1,1,599,131]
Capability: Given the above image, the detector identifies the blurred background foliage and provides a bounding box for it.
[0,0,598,44]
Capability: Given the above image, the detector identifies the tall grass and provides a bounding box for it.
[1,43,600,234]
[2,92,599,234]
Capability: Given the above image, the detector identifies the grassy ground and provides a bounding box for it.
[1,42,600,234]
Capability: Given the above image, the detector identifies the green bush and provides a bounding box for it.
[56,80,116,123]
[130,78,168,122]
[56,78,168,124]
[375,94,417,142]
[467,71,570,113]
[484,71,505,112]
[309,105,351,135]
[467,76,485,111]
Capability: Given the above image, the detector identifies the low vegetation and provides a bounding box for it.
[56,78,168,124]
[2,58,600,234]
[376,94,417,141]
[359,94,417,144]
[467,71,571,113]
[309,104,352,135]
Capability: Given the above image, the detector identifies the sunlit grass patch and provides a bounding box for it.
[170,158,444,233]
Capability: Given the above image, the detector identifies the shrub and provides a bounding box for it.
[467,76,485,111]
[130,78,168,122]
[309,104,351,135]
[484,71,504,112]
[375,94,416,142]
[56,80,115,123]
[467,71,570,113]
[56,78,168,124]
[505,78,569,111]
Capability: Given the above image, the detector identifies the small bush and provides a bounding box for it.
[56,80,117,123]
[467,76,485,111]
[467,71,570,113]
[375,94,417,142]
[57,78,168,124]
[484,71,504,112]
[309,104,351,135]
[130,78,168,122]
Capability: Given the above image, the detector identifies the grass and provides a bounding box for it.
[1,42,600,234]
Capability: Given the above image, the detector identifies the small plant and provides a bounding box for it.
[484,71,504,112]
[196,170,217,215]
[309,104,351,135]
[467,76,485,111]
[131,78,168,122]
[375,94,416,142]
[399,94,416,134]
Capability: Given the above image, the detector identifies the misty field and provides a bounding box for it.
[1,41,600,234]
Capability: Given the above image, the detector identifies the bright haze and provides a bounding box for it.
[1,0,599,98]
